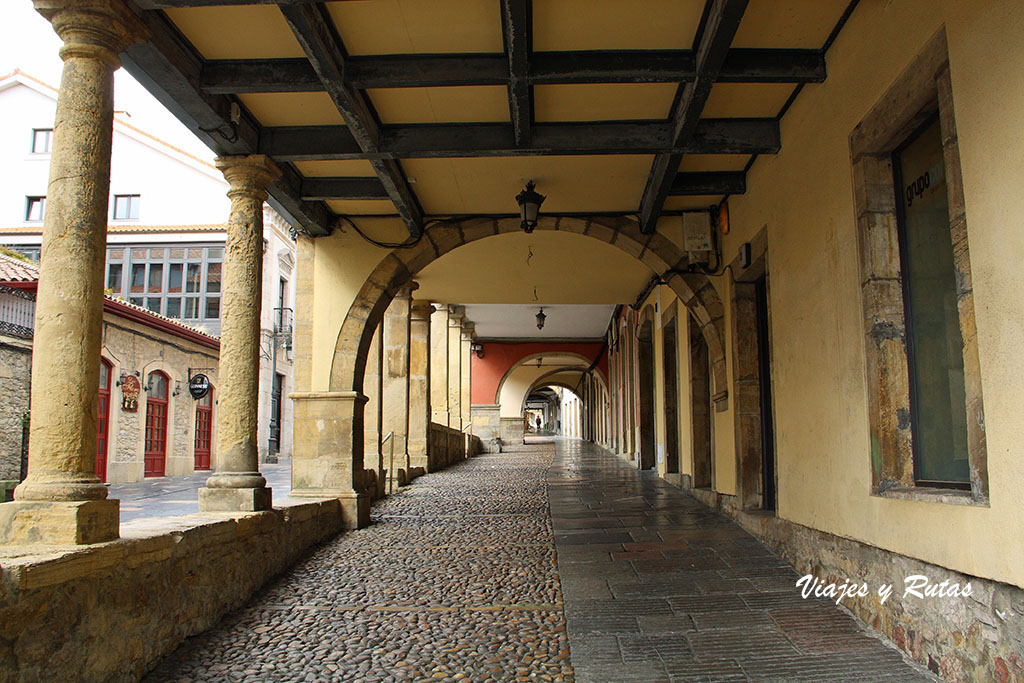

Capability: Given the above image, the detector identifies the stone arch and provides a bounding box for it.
[521,367,589,414]
[330,216,727,400]
[495,351,594,406]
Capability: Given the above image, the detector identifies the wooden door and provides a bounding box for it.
[96,359,112,482]
[194,387,212,470]
[144,371,169,477]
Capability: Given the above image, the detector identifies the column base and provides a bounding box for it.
[0,499,119,545]
[198,487,273,512]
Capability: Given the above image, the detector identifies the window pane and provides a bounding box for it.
[186,264,202,293]
[108,248,124,260]
[207,247,223,259]
[168,263,183,293]
[99,361,109,387]
[131,248,147,259]
[114,195,140,220]
[148,372,167,399]
[26,197,45,221]
[206,262,221,293]
[130,297,144,307]
[130,264,145,293]
[896,117,969,484]
[183,297,198,319]
[32,129,52,154]
[188,248,204,259]
[170,248,185,259]
[205,297,220,319]
[147,297,162,313]
[148,263,163,293]
[107,264,122,291]
[166,297,181,318]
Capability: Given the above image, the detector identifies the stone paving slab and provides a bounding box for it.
[549,440,937,683]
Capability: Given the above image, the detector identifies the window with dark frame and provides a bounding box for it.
[25,196,45,222]
[112,194,140,220]
[105,244,223,325]
[31,128,52,154]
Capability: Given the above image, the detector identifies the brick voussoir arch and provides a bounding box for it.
[330,216,728,402]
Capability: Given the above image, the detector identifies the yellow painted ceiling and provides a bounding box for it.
[679,155,752,172]
[733,0,851,49]
[328,200,398,215]
[702,83,797,119]
[533,0,704,51]
[165,6,306,60]
[401,155,654,215]
[368,87,510,125]
[535,84,678,123]
[294,160,377,177]
[664,195,723,211]
[414,230,654,305]
[327,0,503,55]
[238,93,346,127]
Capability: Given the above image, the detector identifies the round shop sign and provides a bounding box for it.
[188,374,211,399]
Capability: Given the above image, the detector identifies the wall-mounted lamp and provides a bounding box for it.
[172,381,182,398]
[472,342,484,359]
[116,370,140,387]
[516,181,545,233]
[536,307,546,330]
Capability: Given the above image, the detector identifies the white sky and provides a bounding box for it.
[0,2,216,161]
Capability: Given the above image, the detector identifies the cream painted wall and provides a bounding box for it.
[497,361,589,418]
[713,0,1024,586]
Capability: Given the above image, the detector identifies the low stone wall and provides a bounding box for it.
[686,486,1022,682]
[500,417,525,446]
[470,404,501,452]
[0,499,343,682]
[427,422,465,471]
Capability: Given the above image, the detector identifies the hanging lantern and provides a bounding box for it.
[536,307,546,330]
[516,181,546,233]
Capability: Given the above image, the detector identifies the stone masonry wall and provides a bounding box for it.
[687,485,1024,683]
[0,499,343,682]
[470,404,500,452]
[0,337,31,484]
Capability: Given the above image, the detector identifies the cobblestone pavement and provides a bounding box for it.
[550,440,936,683]
[146,446,573,682]
[112,463,291,522]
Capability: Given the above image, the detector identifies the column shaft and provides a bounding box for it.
[409,302,434,474]
[382,286,413,485]
[447,307,465,429]
[430,305,450,425]
[460,323,474,451]
[364,322,384,495]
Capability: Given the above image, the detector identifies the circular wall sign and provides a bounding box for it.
[188,374,211,399]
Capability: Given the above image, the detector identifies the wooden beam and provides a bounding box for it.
[669,171,746,196]
[279,3,423,235]
[199,50,824,94]
[259,119,780,161]
[133,0,319,7]
[501,0,532,146]
[639,0,751,233]
[120,9,332,236]
[300,177,389,201]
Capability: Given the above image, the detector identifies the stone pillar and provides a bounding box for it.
[382,284,413,486]
[198,155,280,512]
[460,321,474,452]
[447,306,465,429]
[409,300,434,474]
[430,305,450,426]
[363,322,384,496]
[1,0,144,545]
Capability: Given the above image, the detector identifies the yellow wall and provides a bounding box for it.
[717,0,1024,586]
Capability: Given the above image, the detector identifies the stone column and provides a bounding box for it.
[460,321,474,452]
[409,300,434,474]
[430,305,450,426]
[2,0,144,545]
[198,155,280,512]
[382,284,413,486]
[447,306,465,429]
[363,322,384,497]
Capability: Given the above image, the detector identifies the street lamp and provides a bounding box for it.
[516,181,545,233]
[536,307,546,330]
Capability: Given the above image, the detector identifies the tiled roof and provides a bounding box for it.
[0,251,39,282]
[105,295,220,342]
[0,224,226,235]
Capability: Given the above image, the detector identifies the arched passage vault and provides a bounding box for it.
[295,215,726,527]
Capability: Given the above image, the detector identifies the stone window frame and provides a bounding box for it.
[849,28,988,505]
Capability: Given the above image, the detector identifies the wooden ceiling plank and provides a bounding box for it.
[639,0,750,233]
[669,171,746,196]
[501,0,532,146]
[259,119,780,161]
[120,9,332,236]
[300,177,389,201]
[279,3,424,235]
[133,0,320,8]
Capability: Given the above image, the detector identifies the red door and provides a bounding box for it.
[96,359,112,482]
[144,371,169,477]
[194,387,212,470]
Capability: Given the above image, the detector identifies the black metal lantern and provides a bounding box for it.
[536,307,546,330]
[516,181,545,233]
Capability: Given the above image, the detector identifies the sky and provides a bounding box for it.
[0,2,216,161]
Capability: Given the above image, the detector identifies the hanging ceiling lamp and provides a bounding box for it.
[516,181,545,233]
[536,307,546,330]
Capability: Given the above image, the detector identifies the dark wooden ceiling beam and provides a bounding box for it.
[119,9,332,236]
[279,3,424,236]
[199,49,824,94]
[133,0,319,7]
[501,0,532,146]
[639,0,750,233]
[300,177,389,201]
[259,119,780,161]
[669,171,746,196]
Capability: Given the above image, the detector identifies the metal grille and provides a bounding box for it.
[0,285,35,338]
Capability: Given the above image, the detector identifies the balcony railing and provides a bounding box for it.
[273,306,293,350]
[0,285,35,339]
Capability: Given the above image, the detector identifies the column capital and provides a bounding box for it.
[393,281,419,301]
[35,0,148,67]
[448,305,465,325]
[215,154,282,203]
[461,321,476,341]
[411,300,436,321]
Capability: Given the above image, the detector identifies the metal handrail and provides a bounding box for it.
[381,431,395,494]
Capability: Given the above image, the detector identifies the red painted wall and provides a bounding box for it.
[470,341,608,405]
